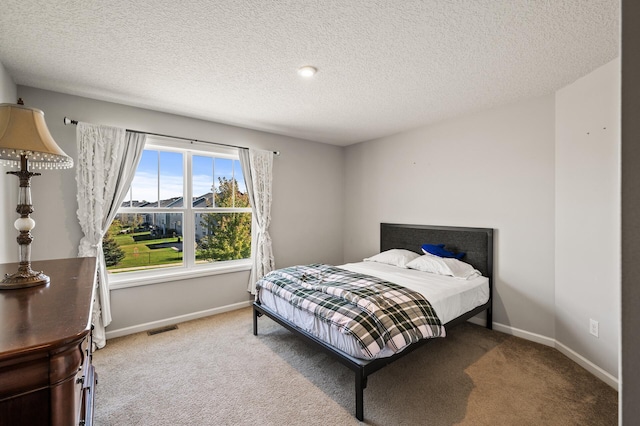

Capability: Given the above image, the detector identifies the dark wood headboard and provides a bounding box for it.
[380,223,494,279]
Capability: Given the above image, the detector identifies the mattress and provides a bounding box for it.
[257,261,490,359]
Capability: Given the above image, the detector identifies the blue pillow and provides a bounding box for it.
[421,243,466,260]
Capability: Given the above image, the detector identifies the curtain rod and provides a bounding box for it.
[63,117,280,156]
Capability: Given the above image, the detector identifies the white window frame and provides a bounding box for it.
[108,136,252,290]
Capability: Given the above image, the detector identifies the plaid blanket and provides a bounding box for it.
[256,264,445,358]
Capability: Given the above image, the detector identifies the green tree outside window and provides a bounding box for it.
[197,177,252,262]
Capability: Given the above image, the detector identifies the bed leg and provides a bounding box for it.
[355,371,366,421]
[486,307,493,330]
[253,305,258,336]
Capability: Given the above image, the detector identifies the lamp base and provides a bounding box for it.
[1,265,50,290]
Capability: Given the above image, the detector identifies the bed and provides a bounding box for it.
[252,223,494,421]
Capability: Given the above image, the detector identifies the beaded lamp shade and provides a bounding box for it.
[0,102,73,169]
[0,100,73,289]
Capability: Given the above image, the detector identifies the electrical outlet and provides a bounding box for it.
[590,319,599,337]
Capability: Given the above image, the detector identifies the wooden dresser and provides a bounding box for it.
[0,257,97,426]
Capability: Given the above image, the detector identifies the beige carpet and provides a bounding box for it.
[93,307,617,425]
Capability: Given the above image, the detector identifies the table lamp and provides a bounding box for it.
[0,99,73,289]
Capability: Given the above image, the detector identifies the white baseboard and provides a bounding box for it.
[467,316,487,328]
[555,341,619,390]
[474,320,618,390]
[105,300,253,340]
[492,321,556,348]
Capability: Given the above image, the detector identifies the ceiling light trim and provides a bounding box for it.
[297,66,317,78]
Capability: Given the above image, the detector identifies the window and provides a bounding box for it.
[104,137,252,283]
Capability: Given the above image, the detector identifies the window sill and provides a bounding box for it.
[108,259,252,290]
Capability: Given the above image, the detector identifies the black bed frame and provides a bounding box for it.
[253,223,494,421]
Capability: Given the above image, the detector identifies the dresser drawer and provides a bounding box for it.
[76,329,97,426]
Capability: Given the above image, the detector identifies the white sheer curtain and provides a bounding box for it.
[239,148,275,294]
[76,123,146,349]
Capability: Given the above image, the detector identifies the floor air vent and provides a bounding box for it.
[147,325,178,336]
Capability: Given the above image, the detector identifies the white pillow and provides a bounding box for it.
[363,249,421,268]
[405,254,481,279]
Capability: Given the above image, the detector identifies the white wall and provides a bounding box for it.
[15,86,345,333]
[344,59,621,382]
[344,94,557,338]
[0,60,17,264]
[0,62,16,103]
[555,59,620,377]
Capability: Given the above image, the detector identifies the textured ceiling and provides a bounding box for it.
[0,1,619,146]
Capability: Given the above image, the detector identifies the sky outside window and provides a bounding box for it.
[130,150,158,203]
[159,151,183,205]
[129,150,246,205]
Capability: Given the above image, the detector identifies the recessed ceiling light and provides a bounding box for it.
[297,66,317,78]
